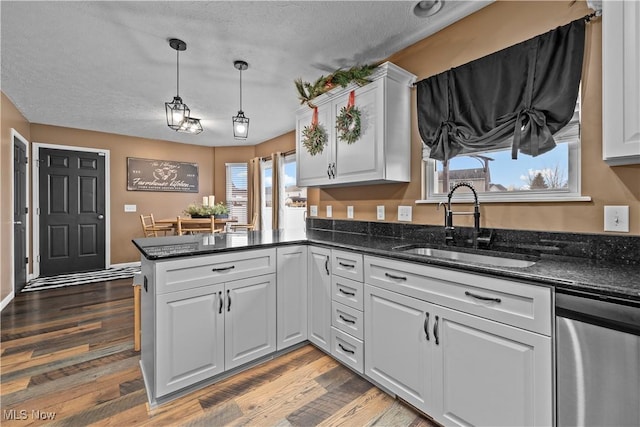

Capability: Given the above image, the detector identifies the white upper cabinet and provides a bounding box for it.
[602,1,640,165]
[296,62,416,187]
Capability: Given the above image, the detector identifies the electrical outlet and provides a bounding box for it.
[124,204,137,212]
[310,205,318,217]
[398,206,412,222]
[347,206,354,219]
[326,205,333,218]
[377,205,385,221]
[604,205,629,232]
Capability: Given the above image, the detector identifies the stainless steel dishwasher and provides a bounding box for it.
[556,290,640,427]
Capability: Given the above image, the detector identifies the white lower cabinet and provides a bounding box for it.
[276,246,308,350]
[364,285,433,414]
[156,283,225,397]
[432,304,552,427]
[364,254,553,427]
[224,275,277,370]
[308,246,332,351]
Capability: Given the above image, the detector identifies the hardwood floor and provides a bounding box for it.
[1,279,436,426]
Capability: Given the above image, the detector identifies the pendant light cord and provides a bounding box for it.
[176,48,180,97]
[239,68,243,112]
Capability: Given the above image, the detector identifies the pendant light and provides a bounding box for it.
[232,60,249,139]
[165,38,203,134]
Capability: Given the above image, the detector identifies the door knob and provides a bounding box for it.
[97,214,104,220]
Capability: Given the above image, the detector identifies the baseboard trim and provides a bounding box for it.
[1,292,15,312]
[110,261,141,269]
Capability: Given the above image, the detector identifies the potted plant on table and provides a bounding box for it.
[183,201,229,219]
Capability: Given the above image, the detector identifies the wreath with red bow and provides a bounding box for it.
[336,91,361,145]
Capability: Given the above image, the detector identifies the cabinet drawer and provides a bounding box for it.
[332,276,364,310]
[331,327,364,374]
[364,255,552,336]
[155,249,276,294]
[332,250,364,282]
[331,301,364,340]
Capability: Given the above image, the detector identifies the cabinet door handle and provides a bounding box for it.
[332,163,337,178]
[327,166,331,178]
[338,343,355,354]
[339,314,356,324]
[212,265,235,272]
[384,272,407,281]
[433,315,440,345]
[227,289,231,312]
[338,262,355,269]
[218,291,223,314]
[143,276,148,293]
[465,291,501,303]
[338,288,355,297]
[424,312,430,341]
[325,256,330,275]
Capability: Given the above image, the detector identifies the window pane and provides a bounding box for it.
[226,163,247,224]
[284,155,306,229]
[434,144,570,194]
[262,160,273,230]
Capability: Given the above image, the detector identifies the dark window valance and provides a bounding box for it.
[417,18,585,162]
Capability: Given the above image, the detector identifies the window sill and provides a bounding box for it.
[416,195,592,204]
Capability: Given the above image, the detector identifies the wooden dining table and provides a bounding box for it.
[155,217,238,233]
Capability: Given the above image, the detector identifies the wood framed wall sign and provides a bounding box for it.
[127,157,198,192]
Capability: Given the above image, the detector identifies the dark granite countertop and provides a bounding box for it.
[132,228,640,303]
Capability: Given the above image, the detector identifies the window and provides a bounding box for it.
[260,153,307,231]
[225,163,247,223]
[283,153,307,229]
[421,98,589,203]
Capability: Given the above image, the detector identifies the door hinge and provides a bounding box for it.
[25,157,29,164]
[25,207,28,214]
[25,257,29,264]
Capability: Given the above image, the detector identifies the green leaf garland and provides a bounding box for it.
[295,64,375,108]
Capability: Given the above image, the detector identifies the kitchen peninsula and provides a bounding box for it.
[133,223,640,426]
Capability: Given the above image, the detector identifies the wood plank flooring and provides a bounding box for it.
[1,279,437,426]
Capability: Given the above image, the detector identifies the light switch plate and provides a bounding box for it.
[124,204,137,213]
[326,205,333,218]
[398,206,412,222]
[604,205,629,232]
[377,205,385,221]
[310,205,318,217]
[347,206,354,219]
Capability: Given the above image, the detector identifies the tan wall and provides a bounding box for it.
[255,131,295,158]
[1,93,32,302]
[313,1,640,235]
[29,124,216,265]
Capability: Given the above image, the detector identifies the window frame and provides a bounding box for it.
[225,162,248,224]
[418,99,591,204]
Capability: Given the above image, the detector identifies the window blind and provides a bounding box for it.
[225,163,248,224]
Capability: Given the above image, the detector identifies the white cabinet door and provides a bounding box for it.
[431,304,552,427]
[224,274,276,370]
[276,245,308,350]
[603,0,640,165]
[307,246,332,351]
[364,284,434,414]
[297,102,333,186]
[332,81,383,184]
[156,283,225,397]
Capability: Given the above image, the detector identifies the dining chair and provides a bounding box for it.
[229,213,258,232]
[140,214,173,237]
[176,216,218,236]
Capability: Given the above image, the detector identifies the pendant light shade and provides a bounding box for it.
[165,38,203,134]
[232,60,249,139]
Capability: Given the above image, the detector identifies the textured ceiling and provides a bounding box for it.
[1,1,491,147]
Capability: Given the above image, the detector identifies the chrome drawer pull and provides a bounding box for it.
[385,272,407,281]
[424,312,430,341]
[339,314,356,324]
[338,343,355,354]
[338,288,356,297]
[218,291,223,314]
[339,262,355,269]
[212,265,235,272]
[465,291,501,303]
[434,315,440,345]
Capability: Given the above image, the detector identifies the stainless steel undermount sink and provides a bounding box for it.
[394,245,537,268]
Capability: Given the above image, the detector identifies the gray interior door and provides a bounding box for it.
[14,137,27,293]
[39,148,106,276]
